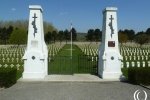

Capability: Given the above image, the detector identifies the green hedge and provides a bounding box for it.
[0,68,17,88]
[128,67,150,85]
[121,68,128,78]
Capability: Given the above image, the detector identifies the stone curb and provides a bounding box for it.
[18,74,128,83]
[18,78,126,83]
[140,84,150,90]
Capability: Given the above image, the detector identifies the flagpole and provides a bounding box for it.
[71,22,73,58]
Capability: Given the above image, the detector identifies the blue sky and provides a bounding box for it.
[0,0,150,32]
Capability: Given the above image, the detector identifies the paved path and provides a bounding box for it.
[0,81,150,100]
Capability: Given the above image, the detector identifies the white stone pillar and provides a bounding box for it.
[23,5,48,79]
[98,7,122,79]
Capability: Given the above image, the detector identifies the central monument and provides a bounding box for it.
[23,5,48,79]
[98,7,122,79]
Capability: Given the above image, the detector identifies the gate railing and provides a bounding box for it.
[48,55,98,75]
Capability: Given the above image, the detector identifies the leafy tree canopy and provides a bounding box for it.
[9,28,27,45]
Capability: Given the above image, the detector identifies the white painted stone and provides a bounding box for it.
[10,64,14,68]
[23,5,48,79]
[148,61,150,67]
[141,56,144,60]
[126,62,129,68]
[16,58,19,63]
[11,58,14,62]
[129,56,132,60]
[4,64,8,68]
[142,61,145,67]
[131,61,135,67]
[98,7,122,79]
[2,58,5,62]
[16,64,20,70]
[137,61,140,67]
[133,56,136,60]
[137,56,140,60]
[125,56,128,61]
[145,56,148,60]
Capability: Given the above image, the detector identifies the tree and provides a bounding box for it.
[119,29,135,41]
[43,21,57,34]
[0,20,57,44]
[45,31,52,44]
[58,30,64,44]
[146,28,150,35]
[51,31,57,43]
[71,27,77,41]
[86,29,94,41]
[134,33,149,46]
[0,27,7,44]
[118,32,128,44]
[9,28,27,45]
[94,29,102,42]
[64,29,69,44]
[7,25,14,38]
[0,20,57,34]
[124,29,135,41]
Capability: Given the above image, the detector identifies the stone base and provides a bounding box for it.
[23,72,46,79]
[100,71,122,80]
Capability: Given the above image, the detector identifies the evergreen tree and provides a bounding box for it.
[9,28,27,45]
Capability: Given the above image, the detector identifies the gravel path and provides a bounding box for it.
[0,82,150,100]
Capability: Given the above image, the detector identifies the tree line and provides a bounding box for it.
[45,28,102,44]
[0,20,57,45]
[0,20,150,45]
[45,28,77,44]
[118,28,150,45]
[85,28,150,45]
[85,28,150,46]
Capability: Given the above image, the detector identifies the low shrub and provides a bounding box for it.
[0,67,17,88]
[128,67,150,85]
[121,68,128,78]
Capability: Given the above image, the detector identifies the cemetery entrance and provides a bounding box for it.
[48,55,98,75]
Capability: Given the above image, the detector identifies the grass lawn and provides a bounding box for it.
[56,44,83,56]
[48,44,98,75]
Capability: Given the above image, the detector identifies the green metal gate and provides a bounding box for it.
[48,55,98,75]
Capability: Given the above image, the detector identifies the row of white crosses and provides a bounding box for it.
[0,46,25,58]
[48,43,65,57]
[0,43,65,65]
[0,53,24,58]
[120,46,150,62]
[0,63,22,70]
[76,43,99,56]
[122,61,150,68]
[75,42,150,68]
[0,46,24,64]
[47,43,65,62]
[122,55,149,61]
[0,57,22,63]
[120,44,150,68]
[0,46,25,70]
[75,42,99,62]
[121,46,150,56]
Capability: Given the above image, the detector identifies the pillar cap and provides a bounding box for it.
[29,5,43,12]
[103,7,117,13]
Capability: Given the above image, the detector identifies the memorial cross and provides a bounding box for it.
[32,13,38,37]
[109,15,114,38]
